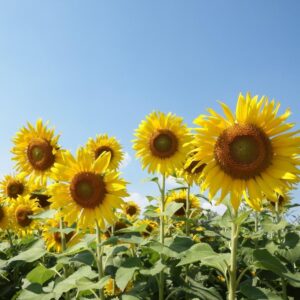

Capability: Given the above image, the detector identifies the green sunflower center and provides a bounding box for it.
[15,206,33,227]
[150,130,178,158]
[7,181,24,198]
[27,138,55,171]
[214,124,273,179]
[95,146,114,160]
[70,172,106,208]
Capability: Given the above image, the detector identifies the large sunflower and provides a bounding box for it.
[191,93,300,210]
[48,148,128,230]
[0,205,10,230]
[9,195,41,237]
[86,134,124,170]
[11,119,63,185]
[133,112,191,175]
[166,189,201,217]
[0,173,36,201]
[42,219,81,253]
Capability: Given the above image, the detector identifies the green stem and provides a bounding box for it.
[159,174,166,300]
[95,220,105,300]
[228,209,239,300]
[281,277,288,300]
[185,185,191,236]
[59,217,70,300]
[254,212,258,249]
[6,229,15,253]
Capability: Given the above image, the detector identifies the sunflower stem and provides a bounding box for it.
[228,209,239,300]
[6,229,16,255]
[59,217,70,300]
[254,212,258,249]
[95,220,105,300]
[159,174,166,300]
[185,184,191,299]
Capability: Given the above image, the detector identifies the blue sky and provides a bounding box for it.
[0,1,299,212]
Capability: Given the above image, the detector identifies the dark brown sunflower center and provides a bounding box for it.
[185,161,206,174]
[15,207,33,227]
[27,138,55,171]
[126,205,137,216]
[214,124,273,179]
[143,224,154,237]
[53,230,74,244]
[30,194,51,208]
[70,172,106,208]
[174,198,186,216]
[0,206,4,221]
[95,146,114,160]
[7,181,24,198]
[150,130,178,158]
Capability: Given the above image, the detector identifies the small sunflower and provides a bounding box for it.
[133,111,192,175]
[49,148,128,230]
[9,195,41,237]
[177,151,206,186]
[135,219,158,237]
[166,190,201,217]
[104,278,133,296]
[42,219,80,253]
[191,93,300,210]
[86,134,123,170]
[123,200,141,220]
[0,173,35,201]
[267,193,291,212]
[11,119,63,185]
[0,205,10,230]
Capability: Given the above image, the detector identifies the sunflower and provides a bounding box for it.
[135,219,158,237]
[0,205,10,230]
[267,193,291,212]
[123,200,141,220]
[133,111,192,175]
[0,173,36,201]
[104,278,133,296]
[191,93,300,210]
[9,195,41,237]
[42,219,80,253]
[166,189,201,217]
[49,148,128,230]
[11,119,63,185]
[176,151,206,186]
[86,134,123,170]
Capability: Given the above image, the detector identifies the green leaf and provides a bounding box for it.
[8,240,46,264]
[166,236,194,253]
[76,276,110,292]
[148,241,178,258]
[177,243,215,266]
[262,219,288,233]
[27,264,56,285]
[164,202,183,217]
[240,282,282,300]
[140,259,165,276]
[53,266,98,298]
[115,258,141,291]
[29,209,56,220]
[253,249,287,276]
[70,250,95,265]
[234,211,250,226]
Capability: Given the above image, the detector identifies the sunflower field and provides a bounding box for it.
[0,93,300,300]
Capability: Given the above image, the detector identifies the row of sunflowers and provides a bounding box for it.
[0,93,300,299]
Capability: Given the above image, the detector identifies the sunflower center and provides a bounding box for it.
[150,130,178,158]
[95,146,114,160]
[7,181,24,198]
[15,206,33,227]
[0,206,4,221]
[30,194,51,208]
[53,230,74,244]
[126,205,137,216]
[185,161,206,174]
[70,172,106,208]
[214,124,273,179]
[27,138,55,171]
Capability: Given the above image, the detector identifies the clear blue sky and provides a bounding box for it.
[0,1,299,211]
